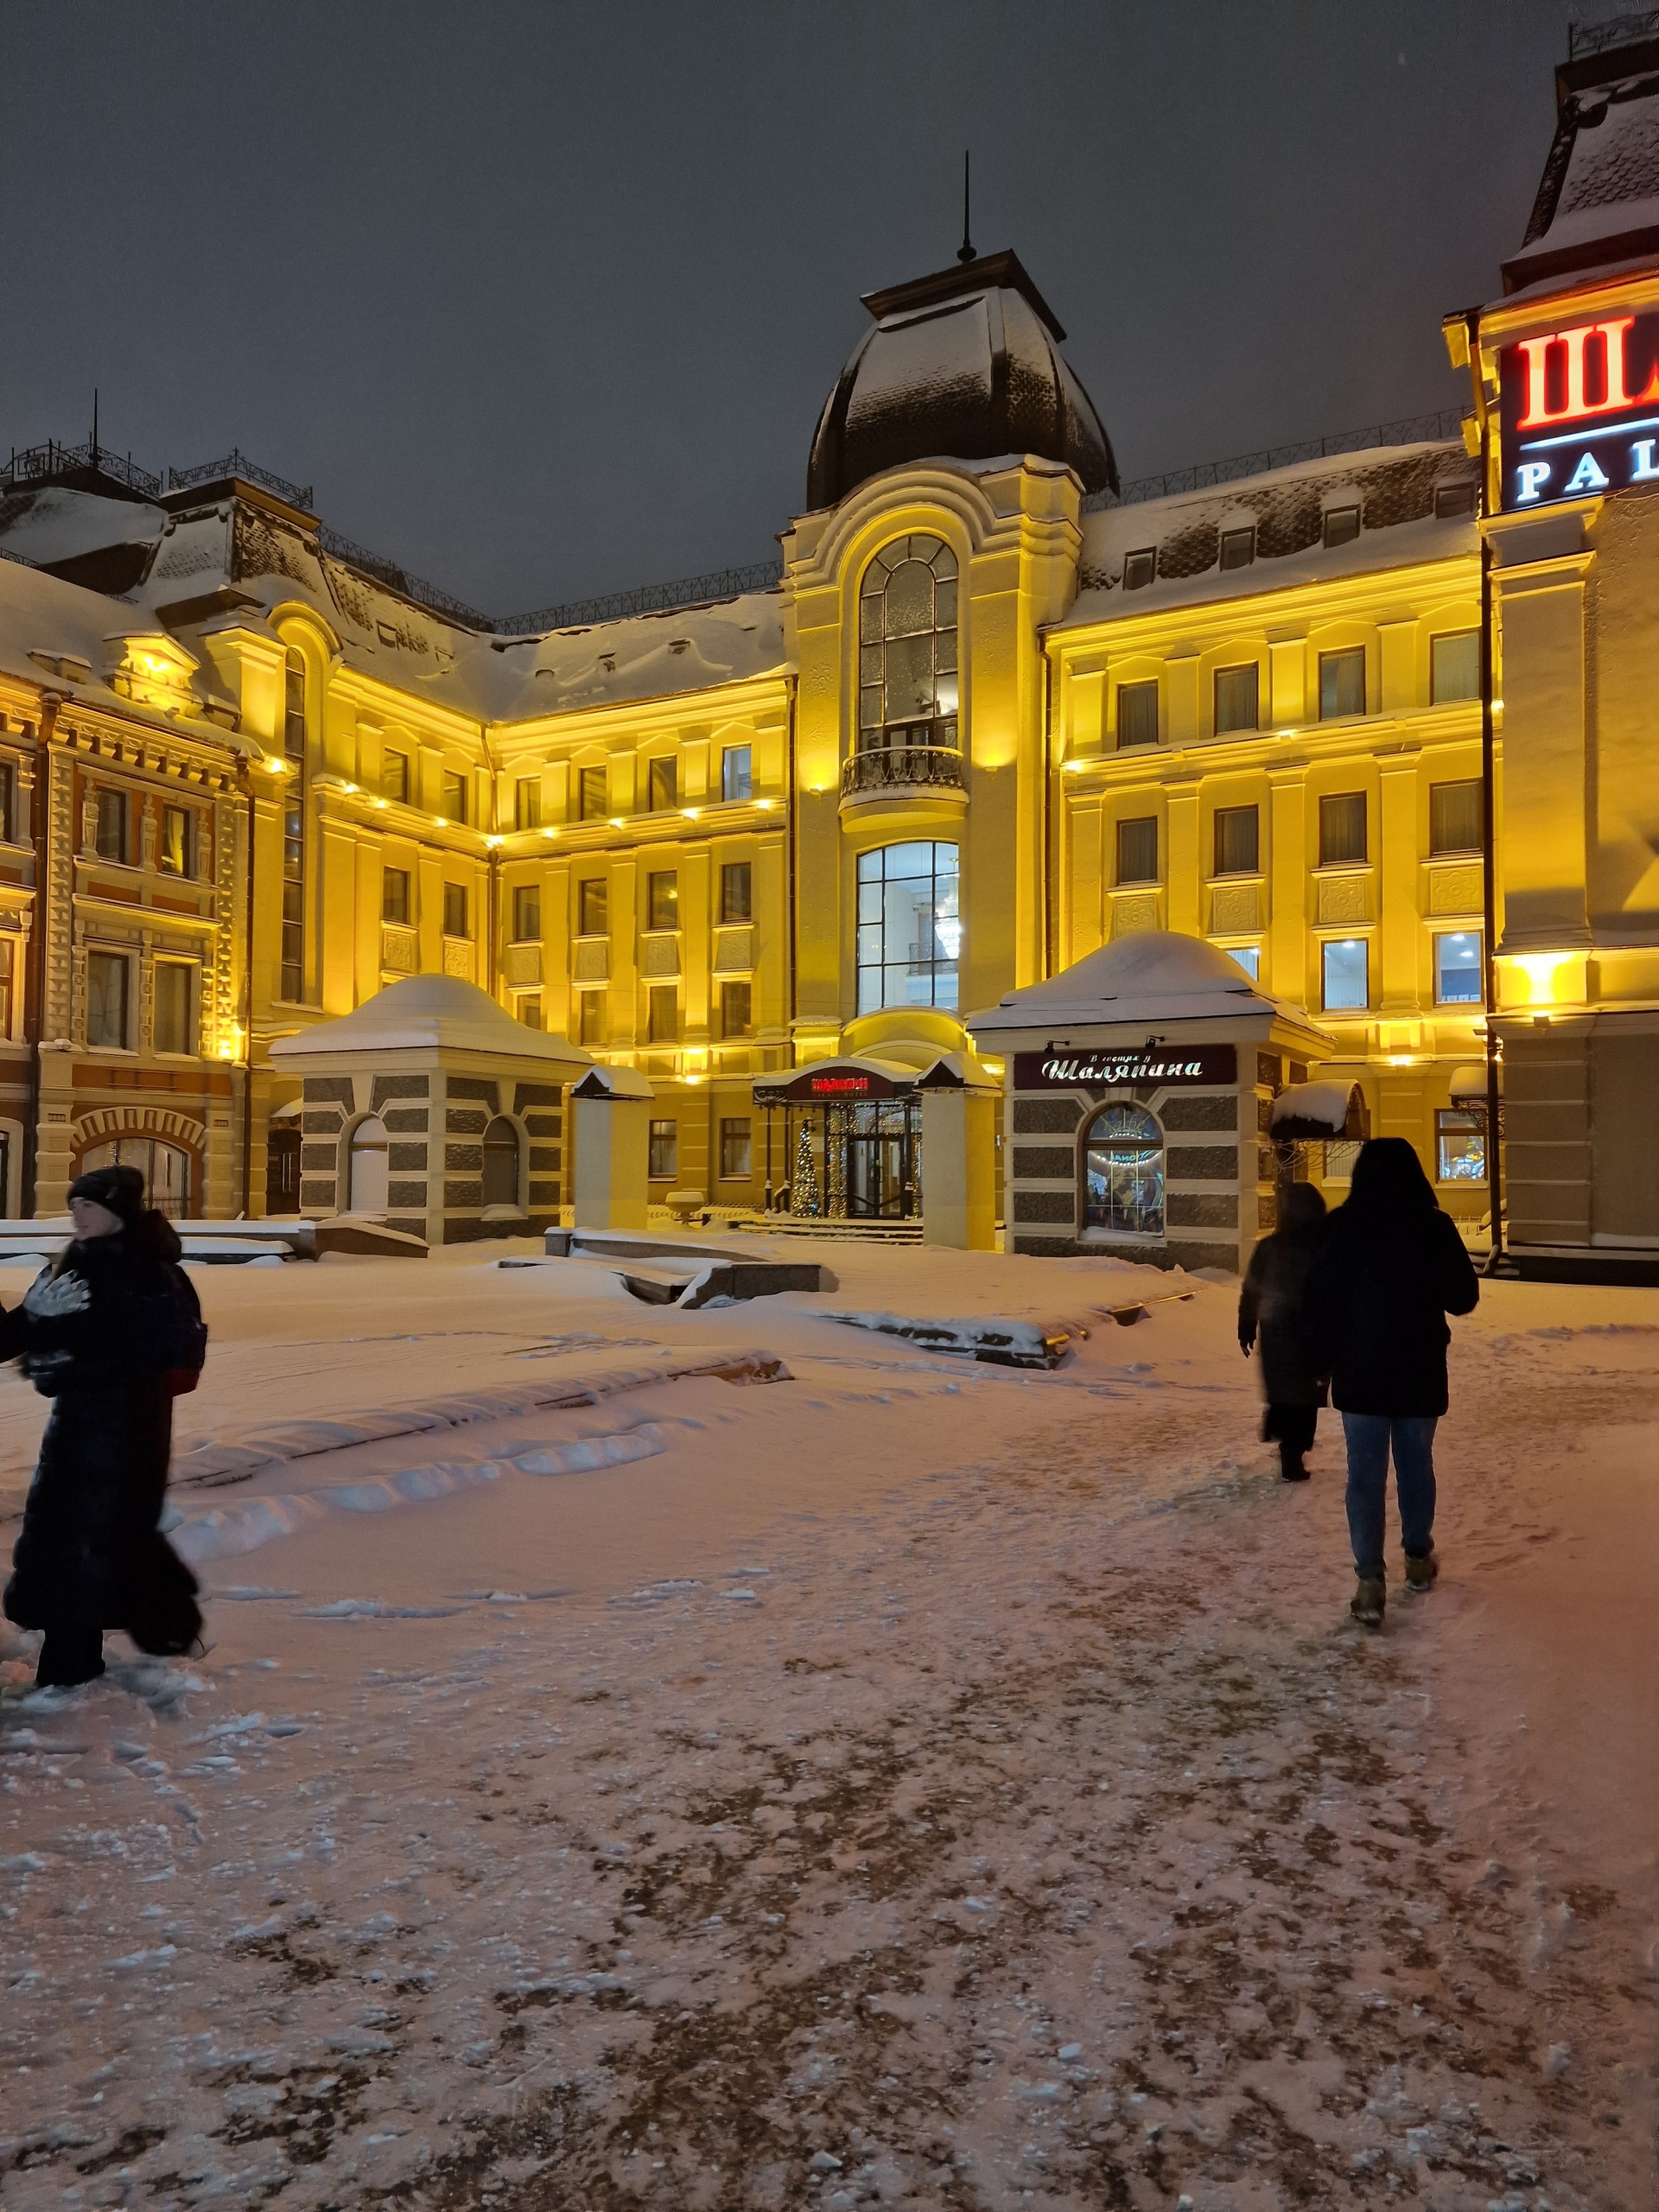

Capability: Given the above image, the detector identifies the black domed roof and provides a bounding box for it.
[807,250,1116,511]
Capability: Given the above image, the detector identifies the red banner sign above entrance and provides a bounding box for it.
[1499,309,1659,512]
[1014,1046,1238,1090]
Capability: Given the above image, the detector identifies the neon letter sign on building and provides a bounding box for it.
[1500,308,1659,511]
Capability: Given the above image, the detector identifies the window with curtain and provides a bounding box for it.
[647,759,677,812]
[1319,791,1368,867]
[858,534,958,749]
[160,805,194,877]
[442,883,467,938]
[647,872,679,931]
[1116,816,1159,885]
[512,886,542,941]
[152,961,195,1056]
[95,787,128,864]
[1319,647,1366,719]
[1117,681,1159,747]
[719,980,752,1038]
[648,1120,677,1179]
[514,775,541,830]
[577,879,607,935]
[87,950,130,1048]
[1430,779,1483,855]
[1431,631,1479,704]
[855,842,960,1014]
[1083,1104,1165,1238]
[579,766,607,820]
[1212,804,1259,876]
[382,868,410,925]
[720,1118,752,1179]
[720,861,752,923]
[1214,664,1259,734]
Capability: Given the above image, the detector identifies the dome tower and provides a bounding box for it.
[807,249,1117,510]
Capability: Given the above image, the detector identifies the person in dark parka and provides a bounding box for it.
[1302,1136,1479,1625]
[2,1166,203,1688]
[1238,1182,1331,1482]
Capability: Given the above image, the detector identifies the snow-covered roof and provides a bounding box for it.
[968,931,1323,1034]
[268,975,593,1064]
[0,486,166,568]
[808,248,1115,509]
[0,551,241,736]
[0,485,791,728]
[1268,1080,1360,1137]
[1505,52,1659,293]
[1061,442,1478,627]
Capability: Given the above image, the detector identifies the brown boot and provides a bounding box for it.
[1350,1576,1386,1626]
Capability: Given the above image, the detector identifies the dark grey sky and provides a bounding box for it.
[1,1,1579,618]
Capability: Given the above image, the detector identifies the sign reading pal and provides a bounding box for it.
[1500,311,1659,512]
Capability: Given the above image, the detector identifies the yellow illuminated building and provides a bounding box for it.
[0,21,1651,1277]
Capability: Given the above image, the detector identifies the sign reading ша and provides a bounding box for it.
[1014,1045,1237,1090]
[1500,309,1659,512]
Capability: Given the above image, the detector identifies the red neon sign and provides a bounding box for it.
[1513,316,1659,429]
[810,1076,870,1095]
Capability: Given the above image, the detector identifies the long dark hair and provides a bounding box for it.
[1346,1135,1438,1217]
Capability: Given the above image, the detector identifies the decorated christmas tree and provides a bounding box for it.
[790,1120,821,1217]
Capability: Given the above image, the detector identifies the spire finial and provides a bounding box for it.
[957,150,975,265]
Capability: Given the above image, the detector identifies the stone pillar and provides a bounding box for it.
[920,1084,996,1249]
[571,1067,654,1231]
[33,1046,76,1217]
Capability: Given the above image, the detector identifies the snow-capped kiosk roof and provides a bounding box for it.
[269,975,591,1065]
[969,931,1312,1034]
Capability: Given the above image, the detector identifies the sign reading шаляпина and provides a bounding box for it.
[1014,1045,1236,1090]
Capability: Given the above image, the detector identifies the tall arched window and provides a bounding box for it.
[348,1116,389,1216]
[859,535,958,752]
[481,1116,521,1211]
[281,647,308,1002]
[1082,1104,1165,1238]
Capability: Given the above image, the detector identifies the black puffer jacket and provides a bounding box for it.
[2,1220,202,1653]
[1238,1185,1330,1407]
[1302,1140,1480,1418]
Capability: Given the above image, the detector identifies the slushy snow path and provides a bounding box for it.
[0,1240,1654,2209]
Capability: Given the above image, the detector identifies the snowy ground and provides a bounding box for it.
[0,1237,1655,2212]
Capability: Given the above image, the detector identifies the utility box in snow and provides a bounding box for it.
[571,1065,655,1231]
[918,1054,999,1249]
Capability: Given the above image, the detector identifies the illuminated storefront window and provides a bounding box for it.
[1434,931,1483,1004]
[855,842,959,1014]
[1083,1104,1166,1238]
[1436,1109,1486,1182]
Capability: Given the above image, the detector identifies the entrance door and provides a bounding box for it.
[843,1102,917,1218]
[267,1124,301,1213]
[78,1136,194,1219]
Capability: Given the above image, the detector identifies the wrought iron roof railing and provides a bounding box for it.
[315,526,493,627]
[3,440,162,499]
[1568,10,1658,59]
[1083,409,1469,512]
[496,562,785,635]
[168,449,315,510]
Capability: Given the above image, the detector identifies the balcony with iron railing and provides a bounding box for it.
[840,723,966,813]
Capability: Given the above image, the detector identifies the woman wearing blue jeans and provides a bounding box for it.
[1303,1138,1480,1625]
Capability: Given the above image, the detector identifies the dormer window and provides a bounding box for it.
[1324,505,1361,548]
[858,534,958,751]
[1220,526,1255,571]
[1122,548,1156,592]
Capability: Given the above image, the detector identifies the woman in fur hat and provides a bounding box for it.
[3,1165,204,1688]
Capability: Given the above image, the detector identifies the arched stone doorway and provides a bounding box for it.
[347,1116,390,1216]
[77,1135,194,1220]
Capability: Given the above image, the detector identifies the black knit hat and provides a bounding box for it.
[67,1164,147,1227]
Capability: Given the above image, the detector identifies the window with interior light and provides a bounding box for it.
[160,805,194,878]
[721,746,752,801]
[1434,931,1483,1005]
[647,872,679,931]
[858,535,958,751]
[1083,1104,1165,1238]
[1322,938,1370,1011]
[855,842,959,1014]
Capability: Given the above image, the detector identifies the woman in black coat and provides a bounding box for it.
[1302,1137,1479,1625]
[1238,1181,1330,1482]
[2,1166,203,1687]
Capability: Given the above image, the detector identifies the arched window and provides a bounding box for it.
[859,535,958,751]
[1082,1104,1165,1238]
[348,1116,389,1216]
[79,1136,194,1221]
[481,1116,521,1211]
[281,647,308,1002]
